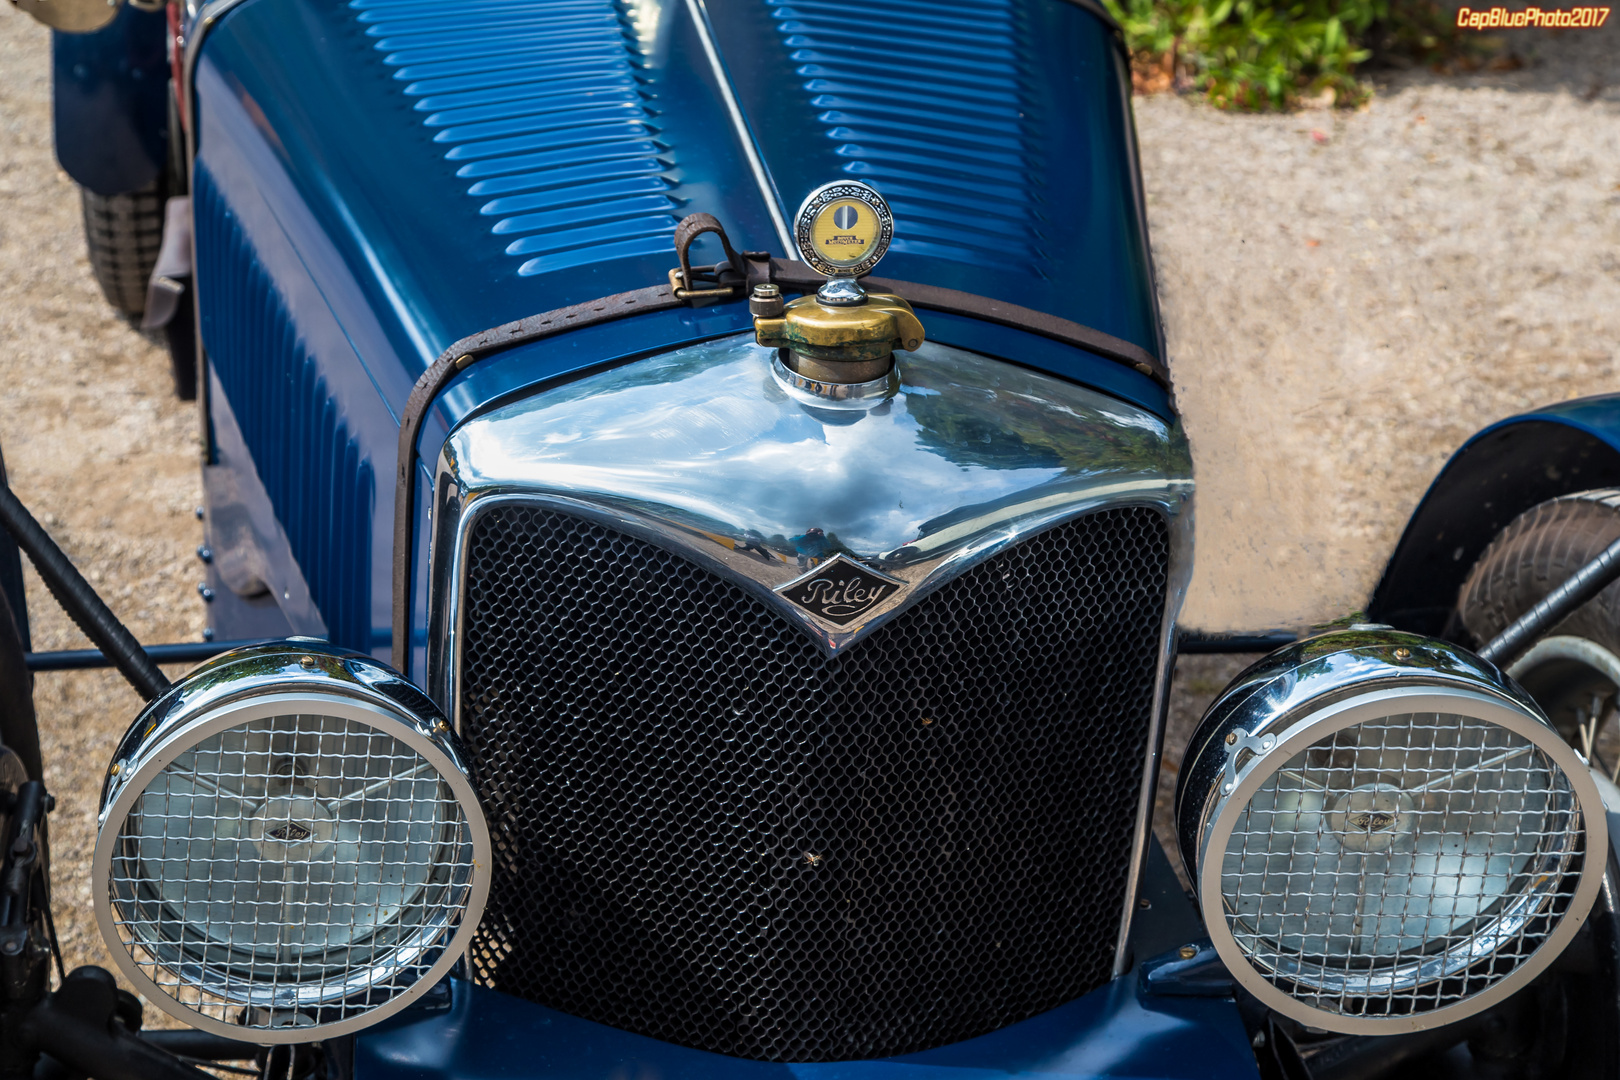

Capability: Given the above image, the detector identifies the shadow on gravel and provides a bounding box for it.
[1154,652,1261,890]
[1369,22,1620,103]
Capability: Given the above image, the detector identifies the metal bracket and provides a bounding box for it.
[1219,726,1279,798]
[666,266,744,305]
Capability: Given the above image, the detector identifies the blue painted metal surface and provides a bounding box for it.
[193,166,375,651]
[191,0,1168,665]
[358,0,699,279]
[702,0,1159,357]
[349,838,1255,1080]
[1370,393,1620,635]
[52,3,170,196]
[196,0,780,369]
[192,49,407,658]
[354,973,1256,1080]
[195,0,1155,365]
[1476,394,1620,450]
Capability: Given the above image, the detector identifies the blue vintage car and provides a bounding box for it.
[5,1,1620,1078]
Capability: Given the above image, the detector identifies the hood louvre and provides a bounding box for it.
[353,0,681,278]
[765,0,1044,273]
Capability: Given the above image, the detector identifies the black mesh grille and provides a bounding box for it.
[458,504,1170,1061]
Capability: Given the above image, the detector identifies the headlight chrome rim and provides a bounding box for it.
[92,653,491,1044]
[1191,652,1606,1036]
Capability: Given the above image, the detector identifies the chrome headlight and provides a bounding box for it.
[93,644,490,1042]
[1177,631,1606,1035]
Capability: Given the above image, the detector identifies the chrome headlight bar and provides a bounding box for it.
[93,643,490,1042]
[1177,630,1606,1035]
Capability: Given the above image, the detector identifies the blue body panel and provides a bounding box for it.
[355,973,1255,1080]
[52,4,170,196]
[196,0,781,377]
[192,0,785,656]
[703,0,1161,357]
[353,840,1255,1080]
[191,0,1167,662]
[1369,393,1620,635]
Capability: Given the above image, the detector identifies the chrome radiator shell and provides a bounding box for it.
[429,334,1191,667]
[426,334,1193,1056]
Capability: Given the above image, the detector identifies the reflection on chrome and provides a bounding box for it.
[432,332,1192,665]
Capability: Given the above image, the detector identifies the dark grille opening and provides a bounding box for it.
[458,505,1170,1061]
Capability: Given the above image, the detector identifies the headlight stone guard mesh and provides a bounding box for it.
[104,711,478,1036]
[456,503,1170,1062]
[1221,711,1583,1020]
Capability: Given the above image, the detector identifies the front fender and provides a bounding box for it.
[51,3,169,196]
[1369,394,1620,638]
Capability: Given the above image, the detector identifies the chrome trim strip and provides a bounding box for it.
[684,0,795,254]
[1113,486,1194,976]
[181,0,252,479]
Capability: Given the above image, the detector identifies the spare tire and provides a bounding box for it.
[80,179,166,318]
[1459,489,1620,771]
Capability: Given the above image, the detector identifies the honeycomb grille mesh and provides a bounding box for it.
[457,504,1170,1061]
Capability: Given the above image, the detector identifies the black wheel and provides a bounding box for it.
[1459,490,1620,772]
[80,179,166,318]
[1457,489,1620,1080]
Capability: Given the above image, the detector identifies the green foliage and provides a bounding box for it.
[1101,0,1463,111]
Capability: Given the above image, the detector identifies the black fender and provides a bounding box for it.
[1369,394,1620,640]
[51,3,169,197]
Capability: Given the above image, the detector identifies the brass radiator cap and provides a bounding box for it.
[753,291,925,382]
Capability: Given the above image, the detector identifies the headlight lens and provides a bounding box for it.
[94,646,490,1042]
[1179,633,1605,1034]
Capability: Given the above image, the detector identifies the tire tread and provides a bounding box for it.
[80,181,166,317]
[1459,490,1620,652]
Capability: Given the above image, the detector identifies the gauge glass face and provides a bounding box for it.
[794,181,893,277]
[1219,711,1579,1008]
[808,198,882,271]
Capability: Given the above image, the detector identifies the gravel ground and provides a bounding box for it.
[1159,26,1620,634]
[1,6,205,1005]
[1,4,1618,988]
[1145,22,1620,878]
